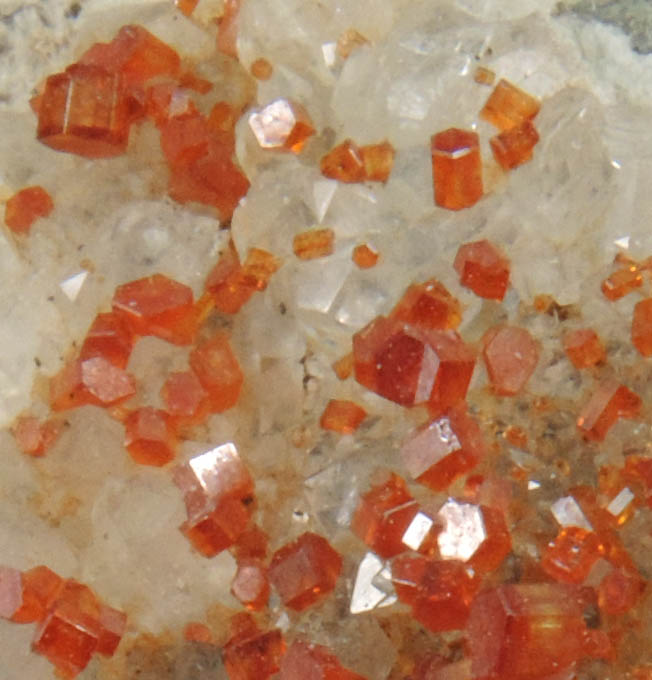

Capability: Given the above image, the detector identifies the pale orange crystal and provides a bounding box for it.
[124,407,176,466]
[563,328,606,369]
[160,370,209,425]
[249,99,315,153]
[431,128,483,211]
[12,415,61,457]
[231,559,270,611]
[577,379,641,442]
[480,79,541,131]
[352,243,380,269]
[279,640,367,680]
[454,239,510,301]
[482,325,539,396]
[360,141,395,182]
[602,267,643,301]
[490,120,539,170]
[4,186,54,234]
[320,140,366,183]
[474,66,495,85]
[391,279,462,330]
[80,312,135,369]
[250,58,273,80]
[319,399,367,434]
[632,298,652,356]
[332,352,354,380]
[293,227,335,260]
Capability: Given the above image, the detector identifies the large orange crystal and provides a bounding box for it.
[4,186,54,234]
[9,565,63,623]
[480,79,541,131]
[490,121,539,170]
[188,333,243,413]
[37,64,130,158]
[248,99,315,153]
[124,407,176,466]
[632,298,652,356]
[268,532,342,611]
[112,274,199,346]
[80,312,135,369]
[400,408,485,490]
[454,240,510,301]
[391,279,462,331]
[577,380,641,442]
[50,357,136,411]
[482,325,539,396]
[353,316,475,412]
[431,128,483,211]
[351,472,419,558]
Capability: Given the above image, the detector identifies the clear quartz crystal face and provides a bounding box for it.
[402,511,435,551]
[437,499,486,562]
[550,496,593,531]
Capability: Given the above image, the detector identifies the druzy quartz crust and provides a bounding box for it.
[2,1,652,679]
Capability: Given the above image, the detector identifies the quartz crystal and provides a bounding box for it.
[4,186,54,234]
[480,79,541,131]
[431,128,483,211]
[268,532,342,611]
[249,99,315,153]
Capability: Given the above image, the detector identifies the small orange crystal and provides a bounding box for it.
[352,243,379,269]
[602,267,643,301]
[12,415,61,457]
[124,407,176,466]
[482,325,539,396]
[454,239,510,301]
[4,186,54,234]
[541,527,603,584]
[293,228,335,260]
[490,120,539,170]
[37,64,130,158]
[112,274,199,346]
[249,99,315,153]
[360,141,395,182]
[351,472,419,558]
[279,640,367,680]
[80,312,135,369]
[391,279,462,331]
[320,140,366,183]
[474,66,495,85]
[632,298,652,356]
[563,328,606,369]
[332,353,354,380]
[160,370,209,425]
[250,58,273,80]
[431,128,483,211]
[231,559,270,611]
[319,399,367,434]
[268,532,342,611]
[175,0,199,17]
[480,78,541,131]
[223,616,285,680]
[188,333,243,413]
[577,380,641,442]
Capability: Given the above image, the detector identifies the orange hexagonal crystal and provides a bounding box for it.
[391,279,462,331]
[351,471,419,558]
[480,79,541,131]
[454,239,510,301]
[160,370,209,425]
[353,316,475,412]
[602,267,643,301]
[563,327,606,369]
[360,141,395,182]
[223,616,285,680]
[431,128,483,211]
[49,357,136,411]
[490,120,539,170]
[188,333,243,413]
[598,565,644,615]
[482,325,539,396]
[231,559,270,611]
[249,99,315,153]
[37,64,130,158]
[175,0,199,17]
[112,274,199,346]
[577,380,641,442]
[4,186,54,234]
[391,556,478,632]
[319,399,367,434]
[320,140,366,183]
[467,583,600,680]
[400,408,485,490]
[6,565,64,624]
[293,227,335,260]
[352,243,380,269]
[632,298,652,356]
[12,416,62,458]
[279,640,367,680]
[541,527,603,584]
[80,312,135,369]
[124,407,176,466]
[268,532,342,611]
[233,524,269,560]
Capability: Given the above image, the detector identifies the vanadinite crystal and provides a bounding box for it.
[268,532,342,611]
[632,298,652,356]
[391,279,461,330]
[480,79,541,131]
[352,243,380,269]
[80,312,135,369]
[431,128,483,211]
[490,121,539,170]
[230,559,270,611]
[293,228,335,260]
[248,99,315,153]
[12,415,61,457]
[279,640,366,680]
[320,139,366,183]
[482,325,539,396]
[223,615,285,680]
[353,316,475,411]
[319,399,367,434]
[563,327,606,369]
[454,240,510,301]
[124,407,176,466]
[577,379,641,441]
[4,186,54,234]
[160,370,208,424]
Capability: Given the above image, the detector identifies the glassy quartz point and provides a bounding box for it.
[350,552,396,614]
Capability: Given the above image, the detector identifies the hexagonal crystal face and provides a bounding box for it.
[437,499,486,562]
[249,99,299,149]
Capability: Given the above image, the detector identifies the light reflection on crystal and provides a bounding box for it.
[550,496,592,531]
[321,42,337,68]
[437,499,485,562]
[59,270,88,301]
[402,511,435,551]
[528,480,541,491]
[606,487,634,518]
[188,442,240,492]
[312,180,337,223]
[350,552,396,614]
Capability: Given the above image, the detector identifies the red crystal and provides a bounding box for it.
[490,121,539,170]
[268,532,342,611]
[563,328,606,369]
[4,186,54,234]
[577,380,641,441]
[351,472,419,558]
[80,312,135,369]
[541,527,603,584]
[320,140,366,183]
[223,614,285,680]
[603,267,643,301]
[319,399,367,434]
[390,279,462,331]
[632,298,652,356]
[112,274,198,346]
[400,408,485,490]
[279,640,367,680]
[454,240,510,301]
[598,566,644,615]
[482,325,540,396]
[124,407,176,466]
[480,79,541,131]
